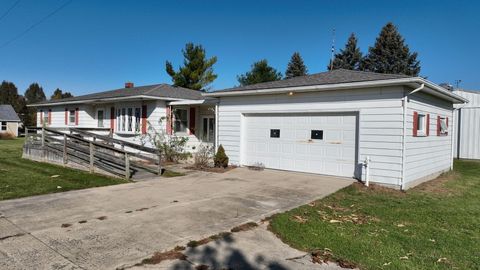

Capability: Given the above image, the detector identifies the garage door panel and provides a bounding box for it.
[242,113,357,177]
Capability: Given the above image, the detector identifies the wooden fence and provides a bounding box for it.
[24,127,162,180]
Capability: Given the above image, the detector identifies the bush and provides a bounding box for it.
[159,136,191,163]
[194,144,213,168]
[0,131,15,140]
[214,145,229,168]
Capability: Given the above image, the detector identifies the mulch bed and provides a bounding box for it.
[185,165,237,173]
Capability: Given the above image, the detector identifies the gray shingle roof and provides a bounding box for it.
[215,69,411,92]
[33,84,204,106]
[0,105,20,121]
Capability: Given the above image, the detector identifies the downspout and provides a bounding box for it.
[215,101,219,151]
[451,103,467,167]
[401,83,424,190]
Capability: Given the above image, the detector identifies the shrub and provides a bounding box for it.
[158,136,191,163]
[0,131,15,140]
[214,145,229,168]
[194,144,213,168]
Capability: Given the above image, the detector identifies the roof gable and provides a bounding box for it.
[0,105,20,121]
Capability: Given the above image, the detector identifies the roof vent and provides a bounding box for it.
[125,82,134,88]
[439,83,454,91]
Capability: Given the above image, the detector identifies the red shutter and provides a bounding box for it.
[426,114,430,136]
[110,107,115,131]
[166,106,172,135]
[413,111,418,137]
[48,109,52,125]
[437,116,441,136]
[189,107,196,135]
[75,108,79,125]
[141,105,147,134]
[446,117,449,134]
[64,108,68,125]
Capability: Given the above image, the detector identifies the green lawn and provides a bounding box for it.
[0,138,129,200]
[270,160,480,270]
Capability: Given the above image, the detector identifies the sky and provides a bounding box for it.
[0,0,479,97]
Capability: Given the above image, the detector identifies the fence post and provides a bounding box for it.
[41,128,45,147]
[125,153,130,180]
[63,134,68,165]
[157,151,162,175]
[89,142,94,173]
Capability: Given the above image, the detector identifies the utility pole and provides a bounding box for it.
[454,79,462,89]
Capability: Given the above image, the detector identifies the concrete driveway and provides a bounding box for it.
[0,168,353,269]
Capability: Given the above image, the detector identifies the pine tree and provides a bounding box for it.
[51,88,73,100]
[285,52,308,79]
[361,22,420,76]
[329,33,363,70]
[166,43,217,91]
[24,83,46,104]
[0,81,20,110]
[237,60,282,86]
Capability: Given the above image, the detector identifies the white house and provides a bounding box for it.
[0,104,20,137]
[454,89,480,159]
[32,69,467,190]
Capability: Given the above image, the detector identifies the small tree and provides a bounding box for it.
[329,33,363,71]
[237,60,282,86]
[285,52,308,79]
[166,42,218,91]
[51,88,74,100]
[214,145,229,168]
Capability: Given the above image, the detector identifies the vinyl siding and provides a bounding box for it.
[453,90,480,159]
[217,86,405,186]
[404,91,453,184]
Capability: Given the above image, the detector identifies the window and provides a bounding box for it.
[1,121,6,131]
[173,108,188,133]
[121,108,126,131]
[127,108,133,131]
[116,109,121,131]
[69,110,76,125]
[44,113,49,125]
[97,110,104,128]
[439,117,448,135]
[311,130,323,140]
[270,129,280,138]
[135,108,141,132]
[202,116,215,142]
[416,113,426,136]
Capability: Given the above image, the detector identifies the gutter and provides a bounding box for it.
[28,95,185,107]
[400,83,425,190]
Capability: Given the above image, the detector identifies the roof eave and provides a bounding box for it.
[203,78,468,104]
[28,95,186,107]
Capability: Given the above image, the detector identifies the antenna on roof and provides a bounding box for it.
[329,28,336,71]
[454,79,462,89]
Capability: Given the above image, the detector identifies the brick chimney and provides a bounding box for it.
[125,82,134,88]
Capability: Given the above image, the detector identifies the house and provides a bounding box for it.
[0,104,21,137]
[31,69,467,190]
[453,89,480,159]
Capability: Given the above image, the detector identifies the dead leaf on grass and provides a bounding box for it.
[292,215,308,223]
[329,219,342,223]
[51,175,60,178]
[383,262,392,266]
[308,202,316,207]
[399,256,409,260]
[397,224,405,227]
[437,257,448,263]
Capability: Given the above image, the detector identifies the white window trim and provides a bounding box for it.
[172,107,190,135]
[200,115,215,143]
[439,116,448,136]
[68,110,76,126]
[416,113,427,137]
[96,108,105,128]
[115,106,141,134]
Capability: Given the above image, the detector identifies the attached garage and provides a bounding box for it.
[205,69,467,190]
[242,113,357,177]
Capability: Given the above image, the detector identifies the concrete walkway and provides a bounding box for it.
[0,168,353,269]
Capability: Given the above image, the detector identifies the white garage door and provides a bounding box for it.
[242,113,357,177]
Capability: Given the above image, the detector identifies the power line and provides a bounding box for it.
[0,0,21,24]
[0,0,73,49]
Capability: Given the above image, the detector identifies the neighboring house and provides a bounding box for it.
[0,105,21,137]
[453,89,480,160]
[31,69,467,190]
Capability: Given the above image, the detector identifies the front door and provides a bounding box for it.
[201,116,215,143]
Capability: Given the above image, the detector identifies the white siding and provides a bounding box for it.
[404,91,453,185]
[217,86,405,186]
[453,90,480,159]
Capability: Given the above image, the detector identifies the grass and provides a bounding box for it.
[162,169,186,178]
[0,138,129,201]
[270,160,480,270]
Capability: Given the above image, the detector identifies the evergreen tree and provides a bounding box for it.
[285,52,308,79]
[0,81,20,110]
[361,22,420,76]
[329,33,363,70]
[24,83,46,103]
[51,88,73,100]
[166,43,217,91]
[237,60,282,86]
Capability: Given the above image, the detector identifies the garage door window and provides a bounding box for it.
[270,129,280,138]
[311,130,323,140]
